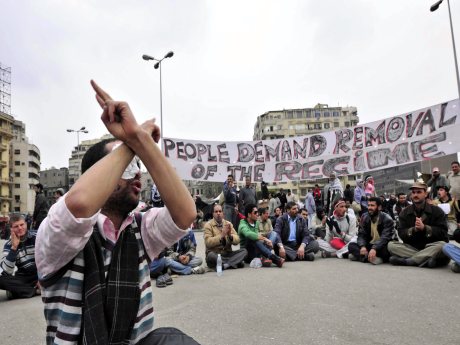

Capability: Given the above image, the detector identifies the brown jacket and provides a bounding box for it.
[204,218,240,256]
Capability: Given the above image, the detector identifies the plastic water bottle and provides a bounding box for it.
[216,254,223,276]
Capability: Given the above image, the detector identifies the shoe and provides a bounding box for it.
[349,254,358,261]
[426,258,437,268]
[389,256,416,266]
[451,262,460,273]
[305,253,315,261]
[237,262,245,269]
[321,251,331,258]
[156,275,167,288]
[271,255,285,268]
[5,290,14,300]
[261,257,273,267]
[192,266,206,274]
[370,257,383,265]
[163,273,173,285]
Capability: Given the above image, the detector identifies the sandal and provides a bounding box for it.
[163,273,173,285]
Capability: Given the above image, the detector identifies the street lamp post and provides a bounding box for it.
[431,0,460,99]
[142,51,174,139]
[66,126,89,152]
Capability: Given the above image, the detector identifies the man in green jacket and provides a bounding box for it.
[238,204,284,268]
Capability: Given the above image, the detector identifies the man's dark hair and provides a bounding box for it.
[258,207,267,215]
[81,138,117,174]
[9,213,25,225]
[397,192,406,198]
[300,208,307,214]
[227,174,234,178]
[285,201,296,211]
[346,184,350,189]
[244,203,258,218]
[452,161,460,166]
[332,198,345,209]
[35,183,43,191]
[368,196,382,207]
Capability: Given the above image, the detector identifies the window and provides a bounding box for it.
[296,110,303,118]
[286,111,293,119]
[333,111,340,117]
[314,123,322,130]
[345,121,350,127]
[14,161,20,166]
[14,172,20,177]
[324,112,330,117]
[14,183,20,188]
[14,149,20,154]
[14,207,20,212]
[306,111,312,118]
[334,122,340,127]
[315,112,321,119]
[14,195,20,202]
[324,123,330,129]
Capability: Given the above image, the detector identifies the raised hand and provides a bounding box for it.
[90,80,140,144]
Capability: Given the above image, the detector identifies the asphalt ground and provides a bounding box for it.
[1,234,459,345]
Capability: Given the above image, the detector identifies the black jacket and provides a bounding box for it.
[398,202,448,250]
[274,214,311,247]
[358,211,394,251]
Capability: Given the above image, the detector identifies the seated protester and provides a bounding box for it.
[165,229,206,275]
[299,208,309,222]
[432,185,459,239]
[442,229,460,273]
[258,207,281,249]
[149,249,174,288]
[274,201,319,261]
[318,199,357,259]
[203,204,247,270]
[388,182,450,268]
[0,214,39,299]
[393,192,410,222]
[270,207,282,228]
[238,204,284,268]
[348,197,394,264]
[309,207,327,239]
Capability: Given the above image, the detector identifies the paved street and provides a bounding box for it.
[1,234,459,345]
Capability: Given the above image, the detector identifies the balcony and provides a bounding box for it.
[0,143,7,151]
[0,195,12,201]
[0,161,7,168]
[0,178,12,185]
[0,126,13,138]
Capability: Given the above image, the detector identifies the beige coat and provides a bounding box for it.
[203,218,240,256]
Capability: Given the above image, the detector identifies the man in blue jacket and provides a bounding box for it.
[274,202,319,261]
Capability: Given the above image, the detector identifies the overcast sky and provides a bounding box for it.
[1,0,459,169]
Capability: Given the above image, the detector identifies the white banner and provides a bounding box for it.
[162,99,460,182]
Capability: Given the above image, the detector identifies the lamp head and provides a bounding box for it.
[142,54,155,61]
[154,62,160,69]
[165,51,174,58]
[80,126,86,131]
[430,0,443,12]
[66,129,73,132]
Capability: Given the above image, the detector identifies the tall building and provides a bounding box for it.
[252,103,360,197]
[0,63,14,216]
[40,167,69,205]
[253,103,359,140]
[10,120,40,214]
[68,134,113,186]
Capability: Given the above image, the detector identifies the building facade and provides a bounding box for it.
[10,120,41,214]
[68,134,113,187]
[40,167,69,205]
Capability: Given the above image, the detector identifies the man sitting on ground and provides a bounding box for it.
[388,182,449,268]
[274,201,319,261]
[0,214,39,299]
[318,199,357,259]
[166,229,206,275]
[443,229,460,273]
[348,197,394,264]
[238,204,284,267]
[203,204,247,270]
[258,207,281,249]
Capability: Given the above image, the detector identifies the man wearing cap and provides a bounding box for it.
[447,161,460,200]
[53,188,65,203]
[427,167,449,199]
[388,182,449,268]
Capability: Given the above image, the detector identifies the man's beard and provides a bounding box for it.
[103,183,139,217]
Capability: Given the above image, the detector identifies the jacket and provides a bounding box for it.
[325,214,357,243]
[166,230,197,261]
[238,219,260,248]
[398,202,448,250]
[358,211,395,251]
[203,218,240,256]
[274,213,311,247]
